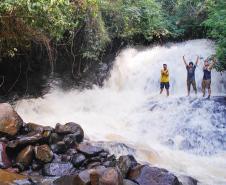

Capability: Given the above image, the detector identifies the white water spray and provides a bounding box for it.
[16,39,226,185]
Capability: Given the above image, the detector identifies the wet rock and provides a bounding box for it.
[35,144,53,163]
[72,153,86,168]
[63,134,80,147]
[0,103,23,137]
[0,142,11,168]
[30,176,57,185]
[53,175,77,185]
[178,175,198,185]
[49,133,63,145]
[50,141,67,154]
[23,123,45,132]
[90,169,101,185]
[55,122,84,142]
[16,145,34,171]
[77,143,104,157]
[128,165,180,185]
[0,169,28,184]
[43,162,75,176]
[7,131,47,149]
[123,179,138,185]
[61,154,72,162]
[99,167,123,185]
[117,155,137,178]
[31,160,43,171]
[87,162,101,169]
[75,170,91,185]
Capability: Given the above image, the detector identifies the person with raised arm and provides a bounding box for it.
[202,56,216,99]
[160,64,170,96]
[183,55,199,96]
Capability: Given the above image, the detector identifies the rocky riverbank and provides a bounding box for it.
[0,103,196,185]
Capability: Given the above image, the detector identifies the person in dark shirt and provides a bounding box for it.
[202,57,216,99]
[183,55,199,96]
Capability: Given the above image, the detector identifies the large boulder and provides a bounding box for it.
[34,144,53,163]
[77,143,104,157]
[0,169,30,185]
[128,165,180,185]
[99,167,123,185]
[0,103,23,137]
[117,155,137,178]
[16,145,34,171]
[0,142,11,168]
[43,162,75,176]
[55,122,84,143]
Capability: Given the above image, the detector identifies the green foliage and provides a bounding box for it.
[100,0,168,41]
[204,0,226,71]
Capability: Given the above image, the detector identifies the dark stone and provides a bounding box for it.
[123,179,138,185]
[117,155,137,178]
[53,175,77,185]
[77,143,104,157]
[23,122,53,133]
[55,122,84,143]
[87,162,101,169]
[50,141,67,154]
[74,170,91,185]
[0,103,23,137]
[43,162,75,176]
[103,161,116,168]
[61,154,72,162]
[0,142,11,168]
[15,145,34,171]
[99,167,123,185]
[72,153,86,168]
[31,160,43,171]
[128,165,181,185]
[7,130,49,149]
[49,133,63,145]
[34,144,53,163]
[63,134,80,147]
[66,148,78,156]
[178,175,198,185]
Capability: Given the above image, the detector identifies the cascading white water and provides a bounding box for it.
[15,39,226,185]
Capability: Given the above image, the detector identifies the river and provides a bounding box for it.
[15,39,226,185]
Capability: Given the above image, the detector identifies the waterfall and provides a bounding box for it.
[15,39,226,185]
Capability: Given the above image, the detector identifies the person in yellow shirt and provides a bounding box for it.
[160,64,170,96]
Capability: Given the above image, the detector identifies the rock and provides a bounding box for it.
[87,162,101,169]
[99,167,123,185]
[31,160,43,171]
[16,145,34,171]
[50,141,67,154]
[0,142,11,168]
[34,144,53,163]
[43,162,75,176]
[0,169,29,185]
[178,175,198,185]
[55,122,84,142]
[7,131,48,149]
[53,175,77,185]
[117,155,137,178]
[128,165,180,185]
[49,133,63,144]
[23,123,45,132]
[72,153,86,168]
[74,170,91,185]
[61,154,72,162]
[63,134,80,147]
[123,179,138,185]
[77,143,104,157]
[0,103,23,137]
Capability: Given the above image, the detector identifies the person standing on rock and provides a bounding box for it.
[183,55,199,96]
[160,64,170,96]
[202,56,216,99]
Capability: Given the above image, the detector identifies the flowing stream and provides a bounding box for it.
[15,39,226,185]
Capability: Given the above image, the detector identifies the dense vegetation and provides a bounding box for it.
[0,0,225,71]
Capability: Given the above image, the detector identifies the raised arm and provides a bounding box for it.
[195,56,199,65]
[208,57,216,70]
[183,56,188,66]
